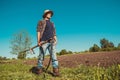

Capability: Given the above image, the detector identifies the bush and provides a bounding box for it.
[100,38,114,49]
[89,38,120,52]
[89,44,100,52]
[17,53,26,59]
[58,49,73,55]
[0,56,8,60]
[117,43,120,50]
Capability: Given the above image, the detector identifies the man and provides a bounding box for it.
[36,9,59,76]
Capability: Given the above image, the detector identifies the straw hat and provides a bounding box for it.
[42,9,53,18]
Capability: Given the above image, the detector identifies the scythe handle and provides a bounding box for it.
[19,40,49,54]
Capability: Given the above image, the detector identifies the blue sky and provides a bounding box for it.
[0,0,120,58]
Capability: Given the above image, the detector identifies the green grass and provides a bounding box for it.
[0,60,120,80]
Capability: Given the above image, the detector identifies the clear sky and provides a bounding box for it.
[0,0,120,58]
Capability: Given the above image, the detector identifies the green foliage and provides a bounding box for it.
[117,43,120,50]
[10,30,32,59]
[99,38,120,51]
[89,38,120,52]
[59,49,67,55]
[17,52,27,59]
[89,44,100,52]
[0,60,120,80]
[118,43,120,47]
[61,65,120,80]
[0,56,8,60]
[100,47,117,51]
[100,38,114,49]
[58,49,73,55]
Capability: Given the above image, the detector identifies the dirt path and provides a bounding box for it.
[24,50,120,68]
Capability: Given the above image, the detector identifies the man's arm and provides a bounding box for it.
[53,35,57,45]
[37,21,43,46]
[52,22,57,45]
[37,32,41,46]
[54,35,57,42]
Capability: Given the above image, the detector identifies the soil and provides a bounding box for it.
[24,50,120,68]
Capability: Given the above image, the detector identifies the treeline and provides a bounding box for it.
[0,56,8,60]
[56,49,73,55]
[57,38,120,55]
[89,38,120,52]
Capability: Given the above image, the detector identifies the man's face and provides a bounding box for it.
[46,13,52,19]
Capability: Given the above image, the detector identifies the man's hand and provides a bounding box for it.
[53,41,57,45]
[38,42,43,46]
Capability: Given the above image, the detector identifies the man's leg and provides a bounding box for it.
[48,43,59,76]
[37,47,44,68]
[37,43,49,74]
[48,43,58,68]
[38,43,49,68]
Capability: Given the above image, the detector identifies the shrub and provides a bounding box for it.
[59,49,73,55]
[89,44,100,52]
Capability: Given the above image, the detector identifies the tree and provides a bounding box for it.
[100,38,109,48]
[59,49,68,55]
[109,42,114,48]
[0,56,7,60]
[68,51,73,54]
[58,49,73,55]
[100,38,114,49]
[10,30,32,59]
[117,43,120,49]
[89,44,100,52]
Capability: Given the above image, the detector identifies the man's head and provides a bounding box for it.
[43,10,53,19]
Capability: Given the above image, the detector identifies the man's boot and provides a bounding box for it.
[30,67,43,75]
[53,67,60,77]
[36,67,43,75]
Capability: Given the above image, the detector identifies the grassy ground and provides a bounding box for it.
[0,60,120,80]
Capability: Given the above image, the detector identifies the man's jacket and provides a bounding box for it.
[37,20,56,40]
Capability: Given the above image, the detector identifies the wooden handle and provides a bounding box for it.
[19,41,48,54]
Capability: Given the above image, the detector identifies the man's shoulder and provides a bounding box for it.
[38,19,46,24]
